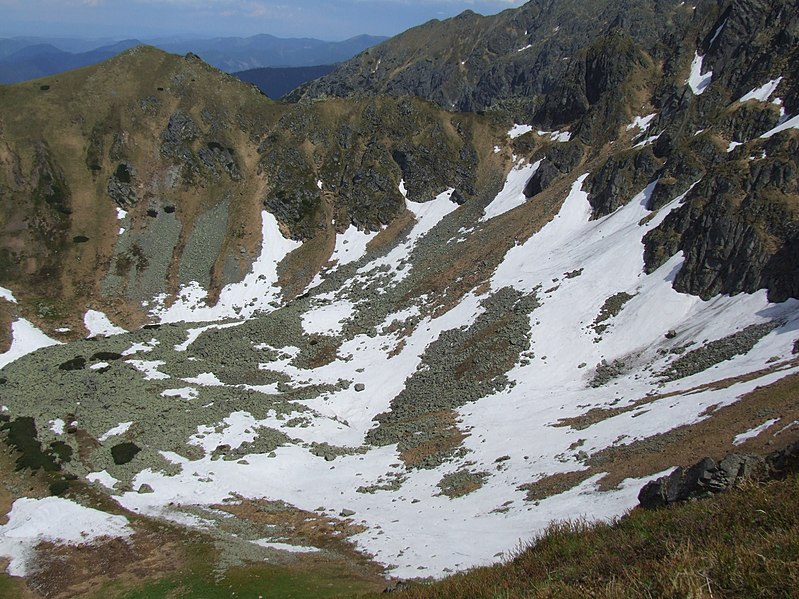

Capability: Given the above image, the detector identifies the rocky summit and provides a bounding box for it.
[1,0,799,595]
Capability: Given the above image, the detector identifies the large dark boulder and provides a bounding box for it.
[638,453,767,509]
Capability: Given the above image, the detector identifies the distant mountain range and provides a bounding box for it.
[233,64,336,99]
[0,33,386,84]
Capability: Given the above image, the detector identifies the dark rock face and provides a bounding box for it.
[587,148,660,218]
[260,98,482,239]
[644,134,799,301]
[638,453,767,509]
[107,161,138,208]
[523,159,560,198]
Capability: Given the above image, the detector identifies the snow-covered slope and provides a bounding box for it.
[3,158,798,579]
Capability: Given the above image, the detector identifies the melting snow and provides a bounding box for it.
[481,160,542,222]
[687,52,712,95]
[251,539,320,553]
[87,470,120,490]
[161,387,199,400]
[301,300,354,335]
[738,77,782,103]
[84,310,127,337]
[49,419,65,435]
[537,130,572,143]
[98,421,133,442]
[626,113,656,132]
[126,360,169,380]
[0,320,61,369]
[152,211,301,323]
[733,419,780,445]
[0,286,16,303]
[0,497,132,577]
[330,226,377,267]
[183,372,224,387]
[761,113,799,139]
[508,124,533,139]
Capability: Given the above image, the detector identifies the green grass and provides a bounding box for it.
[380,473,799,599]
[115,564,376,599]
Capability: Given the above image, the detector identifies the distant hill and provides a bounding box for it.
[156,34,387,72]
[0,39,141,83]
[233,64,336,99]
[0,33,386,83]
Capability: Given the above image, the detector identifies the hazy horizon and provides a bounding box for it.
[0,0,527,43]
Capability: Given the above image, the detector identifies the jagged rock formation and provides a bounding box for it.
[638,440,799,508]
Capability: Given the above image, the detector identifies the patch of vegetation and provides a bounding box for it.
[384,473,799,598]
[659,322,778,382]
[59,356,86,370]
[104,540,382,599]
[437,469,488,498]
[591,291,636,336]
[0,416,60,472]
[111,442,141,465]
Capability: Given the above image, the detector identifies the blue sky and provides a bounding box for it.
[0,0,527,41]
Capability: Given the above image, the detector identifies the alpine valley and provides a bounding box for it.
[1,0,799,596]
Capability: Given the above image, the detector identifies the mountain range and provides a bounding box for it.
[0,0,798,596]
[0,33,386,84]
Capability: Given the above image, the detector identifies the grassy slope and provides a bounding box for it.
[379,472,799,599]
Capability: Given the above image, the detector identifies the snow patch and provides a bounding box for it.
[87,470,119,490]
[733,418,780,445]
[0,286,16,303]
[481,160,542,222]
[183,372,224,387]
[0,319,61,369]
[626,113,656,132]
[508,124,533,139]
[161,387,199,400]
[251,539,321,553]
[687,52,712,95]
[84,310,126,337]
[0,497,132,577]
[126,360,169,380]
[761,113,799,139]
[152,211,301,323]
[738,77,782,103]
[99,421,133,442]
[50,419,65,435]
[301,300,354,336]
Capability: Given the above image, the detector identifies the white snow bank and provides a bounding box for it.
[87,470,119,490]
[761,113,799,139]
[84,310,127,337]
[0,497,132,577]
[738,77,782,103]
[687,52,712,95]
[626,113,657,132]
[98,421,133,442]
[733,418,780,445]
[481,160,542,222]
[330,226,377,267]
[0,286,16,303]
[537,130,571,143]
[251,539,320,553]
[0,319,61,369]
[508,124,533,139]
[153,211,301,323]
[126,360,169,381]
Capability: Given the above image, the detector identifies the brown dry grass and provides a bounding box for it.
[382,472,799,599]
